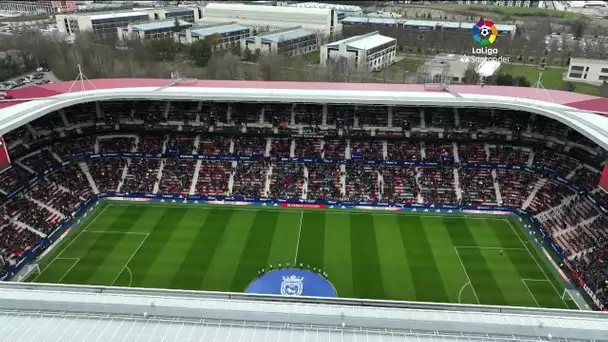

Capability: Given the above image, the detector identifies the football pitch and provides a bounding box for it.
[29,201,578,309]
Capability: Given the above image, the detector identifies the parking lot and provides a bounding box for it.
[0,69,60,97]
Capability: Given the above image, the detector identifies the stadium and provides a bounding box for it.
[0,78,607,340]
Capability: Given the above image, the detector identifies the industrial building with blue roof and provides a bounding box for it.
[175,22,251,48]
[117,19,193,41]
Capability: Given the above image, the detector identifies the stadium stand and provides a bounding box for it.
[0,99,606,311]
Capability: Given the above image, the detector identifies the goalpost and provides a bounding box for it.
[14,264,41,282]
[562,288,590,310]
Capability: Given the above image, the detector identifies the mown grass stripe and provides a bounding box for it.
[350,214,384,299]
[323,213,353,298]
[295,212,326,269]
[59,206,148,284]
[443,217,508,305]
[230,210,280,292]
[170,209,234,290]
[398,216,449,303]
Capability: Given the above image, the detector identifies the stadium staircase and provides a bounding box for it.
[229,139,235,154]
[382,141,388,160]
[415,168,424,203]
[566,165,583,179]
[264,165,273,197]
[492,170,503,204]
[302,166,309,199]
[10,215,45,237]
[78,162,99,194]
[453,108,460,128]
[193,135,201,153]
[15,160,35,175]
[420,142,426,160]
[94,138,99,154]
[554,214,601,239]
[152,160,165,194]
[115,159,130,193]
[228,162,236,194]
[189,160,202,196]
[534,194,580,222]
[345,140,351,159]
[25,123,36,137]
[49,148,63,163]
[521,178,548,210]
[453,168,463,201]
[290,140,296,157]
[452,142,460,163]
[58,109,70,127]
[260,106,266,125]
[526,151,535,166]
[419,108,425,128]
[265,138,272,157]
[340,164,347,196]
[163,101,170,121]
[24,194,65,220]
[484,143,491,161]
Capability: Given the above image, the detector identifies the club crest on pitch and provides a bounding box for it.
[280,275,304,296]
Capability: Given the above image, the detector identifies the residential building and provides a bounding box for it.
[175,22,251,51]
[566,57,608,85]
[117,19,192,41]
[0,1,76,14]
[320,31,396,71]
[203,3,341,36]
[241,26,317,57]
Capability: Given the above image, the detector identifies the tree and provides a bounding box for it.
[562,81,576,92]
[462,65,480,84]
[187,39,212,67]
[600,80,608,98]
[572,19,587,40]
[172,17,182,33]
[514,76,530,87]
[146,37,179,62]
[242,47,252,61]
[495,73,514,86]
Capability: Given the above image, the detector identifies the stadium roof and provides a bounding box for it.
[205,3,333,16]
[0,79,607,150]
[0,282,606,341]
[131,19,191,31]
[326,32,395,51]
[341,17,517,32]
[187,23,249,37]
[249,27,315,43]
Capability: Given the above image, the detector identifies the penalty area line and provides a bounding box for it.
[453,246,480,304]
[110,233,149,287]
[294,211,303,264]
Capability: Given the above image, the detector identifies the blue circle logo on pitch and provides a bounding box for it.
[245,269,337,297]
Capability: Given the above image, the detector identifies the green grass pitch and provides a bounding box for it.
[29,201,578,309]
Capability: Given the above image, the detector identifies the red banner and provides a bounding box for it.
[0,136,11,173]
[280,203,326,209]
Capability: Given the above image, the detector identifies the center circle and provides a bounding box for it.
[245,268,337,298]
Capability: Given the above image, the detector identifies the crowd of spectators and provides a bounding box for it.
[459,168,497,205]
[88,159,127,192]
[571,167,601,192]
[379,166,419,203]
[294,139,323,158]
[270,139,291,157]
[424,143,452,162]
[533,151,580,177]
[345,164,379,201]
[20,150,59,173]
[27,180,81,216]
[3,196,57,234]
[166,135,196,155]
[53,137,96,161]
[324,140,346,159]
[386,142,421,161]
[350,140,384,160]
[196,162,231,196]
[419,167,457,204]
[158,159,196,195]
[167,101,199,123]
[0,221,39,278]
[198,137,230,155]
[488,145,530,165]
[98,137,136,153]
[138,135,166,154]
[495,170,539,207]
[48,165,92,199]
[232,161,268,197]
[527,180,575,214]
[268,163,304,199]
[458,144,487,163]
[307,164,343,199]
[122,159,161,193]
[233,137,267,156]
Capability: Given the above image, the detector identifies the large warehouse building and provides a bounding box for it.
[202,3,341,36]
[565,57,608,86]
[176,22,251,50]
[56,7,202,37]
[321,31,396,71]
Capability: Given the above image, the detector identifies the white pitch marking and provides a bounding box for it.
[294,211,304,264]
[56,258,81,283]
[453,246,481,304]
[522,279,541,307]
[110,233,149,286]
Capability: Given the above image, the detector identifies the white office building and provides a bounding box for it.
[202,3,341,36]
[320,31,396,71]
[565,57,608,85]
[175,22,251,51]
[117,19,193,41]
[242,26,317,57]
[283,2,363,20]
[56,7,202,36]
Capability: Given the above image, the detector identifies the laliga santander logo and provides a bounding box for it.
[473,19,497,46]
[471,19,499,56]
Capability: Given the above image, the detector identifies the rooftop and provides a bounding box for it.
[188,23,250,37]
[253,27,315,43]
[205,3,333,16]
[0,282,605,342]
[131,19,191,32]
[327,32,395,51]
[342,17,517,32]
[569,57,608,65]
[88,11,150,21]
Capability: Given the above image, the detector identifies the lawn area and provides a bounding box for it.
[499,64,600,96]
[28,201,577,309]
[301,51,320,64]
[376,57,425,77]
